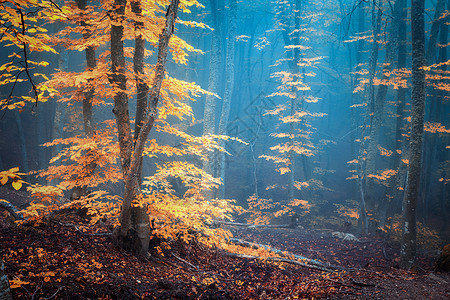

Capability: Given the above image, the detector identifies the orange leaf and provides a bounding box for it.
[9,279,30,289]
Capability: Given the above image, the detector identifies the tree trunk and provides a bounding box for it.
[113,0,180,256]
[202,0,223,200]
[425,0,445,65]
[381,0,408,228]
[350,1,365,200]
[365,0,401,231]
[420,0,445,223]
[217,0,237,199]
[13,109,29,174]
[132,0,149,184]
[71,0,98,200]
[0,258,12,300]
[400,0,426,270]
[50,25,68,186]
[360,1,381,229]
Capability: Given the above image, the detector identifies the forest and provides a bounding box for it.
[0,0,449,299]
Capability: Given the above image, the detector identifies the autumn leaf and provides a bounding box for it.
[9,278,30,289]
[12,180,22,190]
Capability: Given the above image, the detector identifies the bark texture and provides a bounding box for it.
[202,0,222,200]
[71,0,98,200]
[111,0,133,175]
[217,0,237,198]
[132,0,149,184]
[365,0,401,231]
[400,0,426,269]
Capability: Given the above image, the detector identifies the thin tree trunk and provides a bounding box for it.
[365,0,402,230]
[51,34,68,181]
[202,0,222,200]
[365,0,405,229]
[132,0,149,184]
[381,0,408,228]
[425,0,445,65]
[420,0,445,223]
[437,0,449,234]
[400,0,426,270]
[13,110,29,174]
[71,0,98,200]
[289,0,303,203]
[350,1,365,199]
[217,0,237,198]
[361,1,382,224]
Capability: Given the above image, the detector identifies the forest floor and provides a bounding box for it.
[1,211,449,299]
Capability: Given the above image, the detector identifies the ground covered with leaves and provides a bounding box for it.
[1,213,449,299]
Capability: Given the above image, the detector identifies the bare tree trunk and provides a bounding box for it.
[70,0,98,200]
[400,0,426,270]
[13,110,29,174]
[425,0,446,65]
[202,0,222,200]
[355,1,381,232]
[51,29,68,183]
[350,1,365,201]
[420,0,446,223]
[365,0,401,231]
[381,0,408,228]
[217,0,237,199]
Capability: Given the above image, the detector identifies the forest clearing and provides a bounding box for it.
[0,0,449,298]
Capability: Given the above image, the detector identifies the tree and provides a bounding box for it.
[400,0,426,269]
[217,0,237,199]
[111,0,180,255]
[202,0,224,200]
[0,0,235,256]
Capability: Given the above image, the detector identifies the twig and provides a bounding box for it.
[215,221,300,229]
[170,252,198,271]
[230,238,343,271]
[30,281,43,300]
[42,286,65,300]
[220,250,335,272]
[52,220,112,236]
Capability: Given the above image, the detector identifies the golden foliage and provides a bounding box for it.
[378,145,393,157]
[424,122,450,133]
[0,167,26,190]
[335,204,359,219]
[0,0,66,108]
[40,125,122,191]
[367,169,398,181]
[381,215,442,251]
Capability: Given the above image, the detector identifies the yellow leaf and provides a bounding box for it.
[12,180,22,190]
[0,176,7,185]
